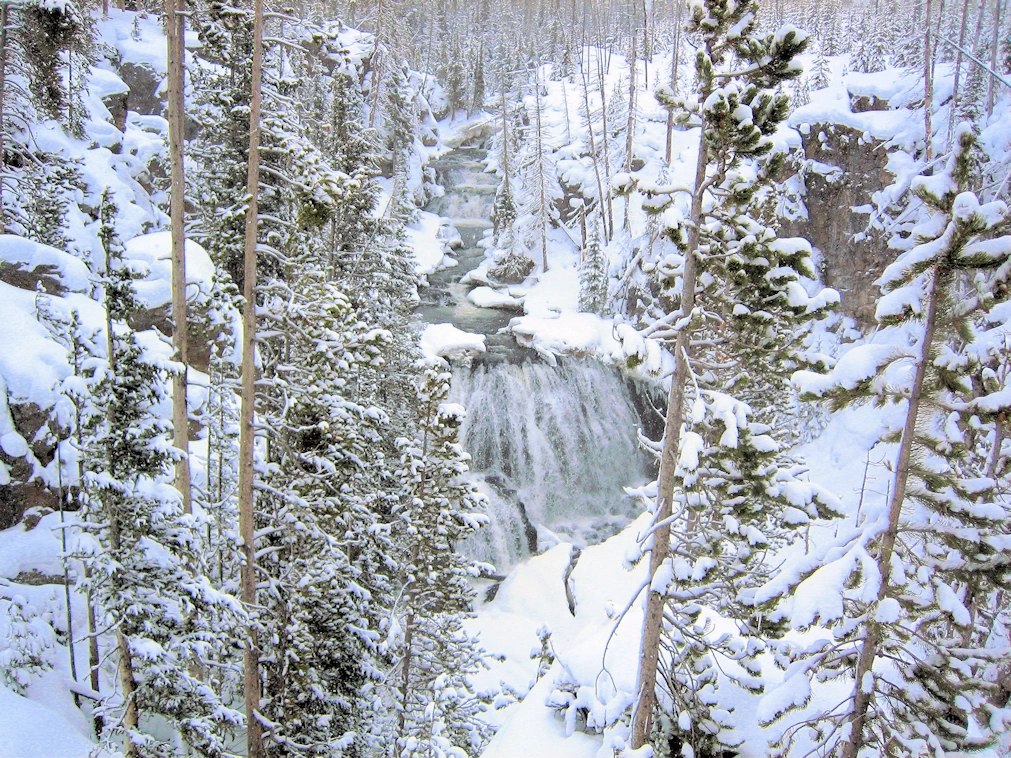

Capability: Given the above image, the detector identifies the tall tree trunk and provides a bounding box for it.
[579,51,609,241]
[166,0,191,515]
[841,268,944,758]
[500,88,510,196]
[55,450,79,707]
[666,0,682,165]
[0,0,7,232]
[987,0,1004,118]
[948,0,973,148]
[625,36,636,174]
[534,64,549,272]
[116,627,139,757]
[630,104,709,752]
[924,0,935,161]
[596,47,614,240]
[238,0,265,752]
[369,0,384,128]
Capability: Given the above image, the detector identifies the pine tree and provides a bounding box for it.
[622,2,830,751]
[392,368,492,758]
[254,270,397,757]
[812,42,830,90]
[80,194,243,758]
[0,594,56,694]
[769,125,1011,758]
[578,229,609,314]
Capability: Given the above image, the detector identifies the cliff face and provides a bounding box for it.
[781,92,911,326]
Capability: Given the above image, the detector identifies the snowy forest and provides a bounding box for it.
[3,0,1011,756]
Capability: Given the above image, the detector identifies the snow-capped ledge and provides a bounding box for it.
[420,323,486,363]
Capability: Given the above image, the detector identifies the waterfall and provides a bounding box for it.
[414,147,651,570]
[454,360,649,569]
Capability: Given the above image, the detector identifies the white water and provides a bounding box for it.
[454,360,649,569]
[417,149,650,571]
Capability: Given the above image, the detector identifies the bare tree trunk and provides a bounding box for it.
[369,0,384,128]
[665,0,682,165]
[0,1,7,231]
[500,87,511,196]
[55,449,79,707]
[987,0,1004,118]
[841,269,944,758]
[534,63,548,272]
[166,0,191,515]
[562,80,572,144]
[597,47,615,240]
[116,627,139,757]
[579,49,609,241]
[238,0,265,752]
[948,0,973,148]
[578,202,587,258]
[630,105,709,752]
[625,36,636,174]
[924,0,935,161]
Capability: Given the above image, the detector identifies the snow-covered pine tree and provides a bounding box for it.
[578,228,609,315]
[812,41,830,90]
[392,367,492,758]
[625,2,838,751]
[769,125,1011,758]
[0,593,56,694]
[254,266,396,757]
[79,194,243,758]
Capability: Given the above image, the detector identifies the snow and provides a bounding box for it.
[0,683,93,758]
[405,210,459,276]
[419,323,487,362]
[468,286,525,310]
[0,236,92,293]
[122,232,216,309]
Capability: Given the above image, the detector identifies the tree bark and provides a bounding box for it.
[986,0,1004,118]
[396,611,415,742]
[948,0,973,149]
[924,0,934,161]
[116,628,139,758]
[841,268,944,758]
[166,0,191,515]
[597,47,615,240]
[625,36,636,174]
[534,64,548,272]
[0,1,7,232]
[666,0,682,165]
[238,0,265,752]
[630,111,709,751]
[579,51,609,241]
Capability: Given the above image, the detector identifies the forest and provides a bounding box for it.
[1,0,1011,756]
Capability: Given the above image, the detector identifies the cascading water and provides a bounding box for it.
[454,360,650,569]
[414,147,651,570]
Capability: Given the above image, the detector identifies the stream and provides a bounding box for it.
[413,146,651,570]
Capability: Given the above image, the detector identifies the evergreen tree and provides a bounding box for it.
[812,42,830,90]
[0,594,56,694]
[392,368,492,758]
[619,2,835,752]
[254,269,397,757]
[769,125,1011,758]
[79,194,243,758]
[578,230,609,315]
